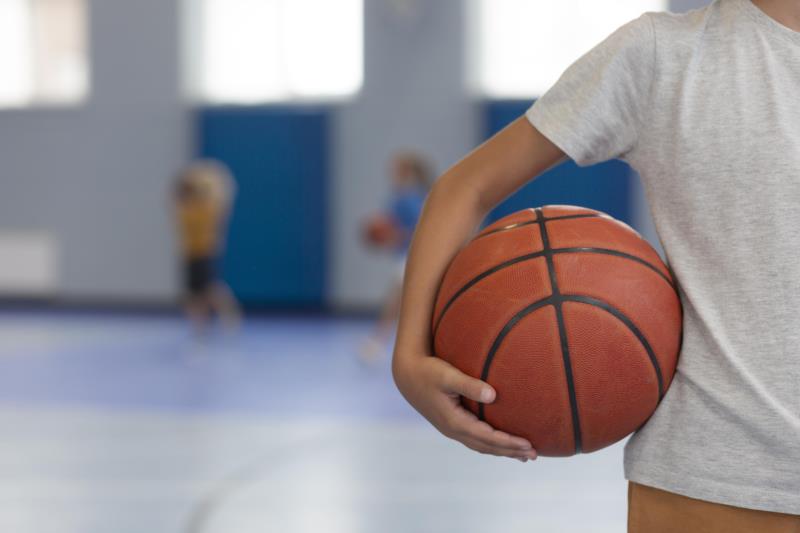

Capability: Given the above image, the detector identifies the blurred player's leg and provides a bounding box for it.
[209,281,242,333]
[185,293,211,336]
[360,264,403,364]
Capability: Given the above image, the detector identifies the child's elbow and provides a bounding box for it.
[428,171,486,214]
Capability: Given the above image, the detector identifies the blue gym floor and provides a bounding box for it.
[0,311,627,533]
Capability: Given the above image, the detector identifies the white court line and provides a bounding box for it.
[0,406,628,533]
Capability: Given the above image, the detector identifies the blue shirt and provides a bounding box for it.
[388,186,426,252]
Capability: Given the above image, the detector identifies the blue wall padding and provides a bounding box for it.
[484,101,633,225]
[196,107,327,307]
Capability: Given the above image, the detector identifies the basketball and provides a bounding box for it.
[363,213,400,248]
[432,205,682,456]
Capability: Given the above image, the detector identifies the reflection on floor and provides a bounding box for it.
[0,312,627,533]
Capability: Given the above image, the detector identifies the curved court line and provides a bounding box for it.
[183,432,322,533]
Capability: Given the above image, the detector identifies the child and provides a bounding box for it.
[174,160,241,335]
[392,1,800,531]
[360,152,432,363]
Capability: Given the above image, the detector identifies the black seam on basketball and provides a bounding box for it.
[538,208,583,455]
[432,250,548,338]
[432,247,674,338]
[553,248,674,287]
[562,295,665,400]
[477,296,555,421]
[474,213,600,240]
[436,208,675,454]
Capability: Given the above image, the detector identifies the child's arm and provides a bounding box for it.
[392,117,565,460]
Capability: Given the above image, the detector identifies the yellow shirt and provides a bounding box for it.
[177,199,224,259]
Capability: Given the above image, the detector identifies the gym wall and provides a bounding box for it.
[0,0,704,308]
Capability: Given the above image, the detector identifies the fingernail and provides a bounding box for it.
[480,387,494,403]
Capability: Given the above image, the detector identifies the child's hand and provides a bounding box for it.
[390,118,562,462]
[393,352,538,461]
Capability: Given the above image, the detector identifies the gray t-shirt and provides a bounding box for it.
[527,0,800,514]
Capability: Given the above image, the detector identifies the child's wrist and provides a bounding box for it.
[394,324,431,357]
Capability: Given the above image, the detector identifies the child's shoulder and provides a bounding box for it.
[637,0,731,61]
[645,0,723,40]
[604,6,710,62]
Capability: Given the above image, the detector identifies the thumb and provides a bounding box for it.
[443,369,496,404]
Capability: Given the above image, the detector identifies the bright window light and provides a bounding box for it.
[187,0,363,104]
[0,1,34,106]
[468,0,668,99]
[0,0,89,108]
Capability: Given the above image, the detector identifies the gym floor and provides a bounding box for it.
[0,311,627,533]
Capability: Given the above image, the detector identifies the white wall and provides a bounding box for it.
[0,0,475,308]
[331,0,479,309]
[0,0,709,306]
[671,0,711,12]
[0,0,188,302]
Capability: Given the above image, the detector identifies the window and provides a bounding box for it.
[0,0,89,108]
[185,0,363,104]
[468,0,667,98]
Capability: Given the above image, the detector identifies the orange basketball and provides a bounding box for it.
[362,213,399,248]
[433,206,682,456]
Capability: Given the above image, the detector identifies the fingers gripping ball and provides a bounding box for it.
[432,206,682,456]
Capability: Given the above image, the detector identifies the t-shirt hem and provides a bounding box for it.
[625,464,800,515]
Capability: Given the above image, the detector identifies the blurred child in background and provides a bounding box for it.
[174,160,241,336]
[360,152,432,362]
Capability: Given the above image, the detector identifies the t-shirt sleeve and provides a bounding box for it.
[526,14,656,167]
